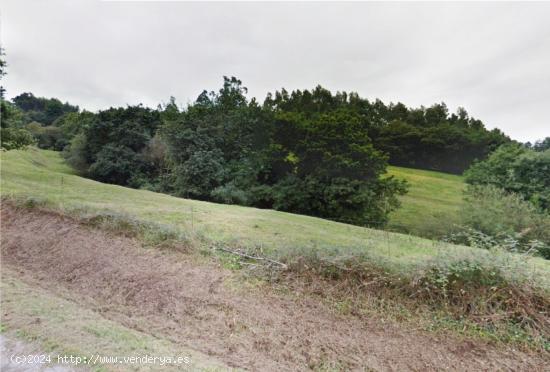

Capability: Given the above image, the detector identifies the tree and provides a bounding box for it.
[265,107,407,225]
[88,144,146,186]
[25,122,64,150]
[532,137,550,152]
[0,51,35,150]
[0,47,6,99]
[465,144,550,211]
[12,92,79,126]
[68,105,161,186]
[162,77,264,199]
[0,126,35,150]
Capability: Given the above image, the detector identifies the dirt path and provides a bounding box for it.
[1,206,548,371]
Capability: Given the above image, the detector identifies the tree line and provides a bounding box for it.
[3,76,535,227]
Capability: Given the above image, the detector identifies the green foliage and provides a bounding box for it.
[0,126,36,150]
[1,99,36,150]
[88,144,146,186]
[160,77,406,225]
[171,149,226,199]
[53,111,94,140]
[25,122,65,150]
[74,105,162,186]
[266,90,509,174]
[0,86,83,151]
[162,78,268,200]
[12,92,78,126]
[1,100,28,129]
[451,185,550,258]
[465,144,550,211]
[25,76,512,227]
[62,133,88,173]
[211,183,249,205]
[422,258,507,295]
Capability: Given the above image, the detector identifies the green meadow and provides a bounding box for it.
[1,148,548,283]
[387,166,465,237]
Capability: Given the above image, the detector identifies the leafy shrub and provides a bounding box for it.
[465,144,550,211]
[25,122,66,150]
[450,185,550,258]
[13,92,78,126]
[63,133,88,173]
[0,127,35,150]
[88,144,147,186]
[420,259,507,298]
[211,183,249,205]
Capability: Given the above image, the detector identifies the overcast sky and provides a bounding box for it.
[1,1,549,142]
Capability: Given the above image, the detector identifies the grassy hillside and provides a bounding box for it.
[2,148,549,281]
[386,166,465,237]
[2,147,550,355]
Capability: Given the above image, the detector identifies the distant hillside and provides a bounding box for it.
[386,166,465,238]
[3,148,548,277]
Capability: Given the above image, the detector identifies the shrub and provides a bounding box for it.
[211,183,249,205]
[63,133,89,173]
[88,144,147,185]
[451,185,550,258]
[26,122,66,150]
[465,144,550,211]
[0,127,35,150]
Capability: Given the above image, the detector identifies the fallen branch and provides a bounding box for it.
[215,247,288,270]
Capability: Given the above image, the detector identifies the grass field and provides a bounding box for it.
[386,166,465,237]
[2,147,550,359]
[2,148,549,283]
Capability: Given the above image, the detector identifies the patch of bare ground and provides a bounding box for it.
[1,205,548,371]
[0,335,78,372]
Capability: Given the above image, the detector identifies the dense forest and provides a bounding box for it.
[4,76,548,227]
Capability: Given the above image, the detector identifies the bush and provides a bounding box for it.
[88,144,147,185]
[63,133,89,173]
[211,183,249,205]
[465,144,550,211]
[0,127,35,150]
[26,122,66,150]
[451,185,550,258]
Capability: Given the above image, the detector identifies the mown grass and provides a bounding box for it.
[1,148,549,282]
[386,166,465,237]
[2,148,549,349]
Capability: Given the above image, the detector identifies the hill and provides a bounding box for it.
[1,148,547,277]
[1,148,549,368]
[0,149,498,266]
[386,166,465,237]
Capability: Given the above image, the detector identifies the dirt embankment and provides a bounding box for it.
[1,206,548,371]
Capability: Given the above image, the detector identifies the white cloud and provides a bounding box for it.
[2,1,549,141]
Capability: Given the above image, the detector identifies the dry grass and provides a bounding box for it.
[3,205,548,370]
[0,269,228,371]
[4,199,550,352]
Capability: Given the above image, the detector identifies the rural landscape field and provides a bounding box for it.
[1,1,550,371]
[1,148,549,370]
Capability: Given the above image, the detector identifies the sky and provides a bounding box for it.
[1,1,549,142]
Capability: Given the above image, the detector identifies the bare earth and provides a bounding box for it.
[0,335,77,372]
[1,206,548,371]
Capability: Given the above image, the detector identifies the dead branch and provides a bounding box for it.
[215,247,288,270]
